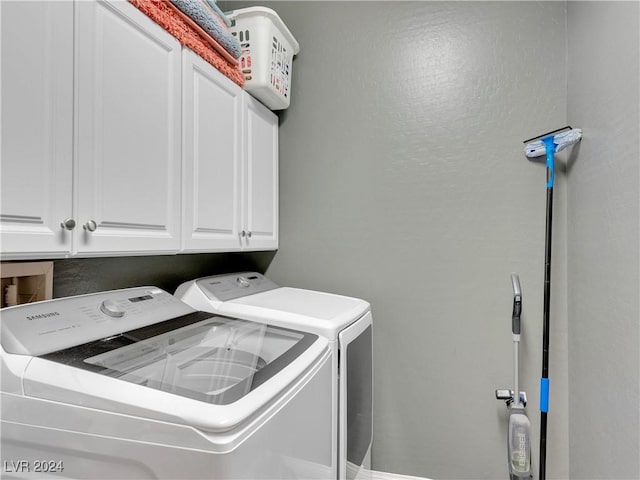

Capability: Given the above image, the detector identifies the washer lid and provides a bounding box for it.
[221,287,371,338]
[38,312,318,406]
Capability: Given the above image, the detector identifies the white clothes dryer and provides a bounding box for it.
[175,272,373,480]
[0,287,333,479]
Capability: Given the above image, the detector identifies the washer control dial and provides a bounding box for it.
[236,276,251,288]
[100,299,125,318]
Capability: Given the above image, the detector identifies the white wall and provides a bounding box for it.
[567,2,640,477]
[224,1,570,478]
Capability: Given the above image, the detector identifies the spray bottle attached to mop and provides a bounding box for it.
[496,274,532,479]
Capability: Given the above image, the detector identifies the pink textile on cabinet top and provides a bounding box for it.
[128,0,245,87]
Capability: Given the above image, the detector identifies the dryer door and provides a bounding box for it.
[338,311,373,480]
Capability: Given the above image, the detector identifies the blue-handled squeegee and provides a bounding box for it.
[523,126,582,480]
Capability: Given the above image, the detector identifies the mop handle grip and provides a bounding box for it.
[540,378,550,413]
[511,274,522,335]
[542,136,556,188]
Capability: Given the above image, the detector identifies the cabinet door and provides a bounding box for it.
[0,1,74,259]
[182,50,243,252]
[243,96,279,250]
[75,0,181,255]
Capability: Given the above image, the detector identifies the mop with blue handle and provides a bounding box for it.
[523,126,582,480]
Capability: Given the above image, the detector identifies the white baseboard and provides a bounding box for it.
[370,469,432,480]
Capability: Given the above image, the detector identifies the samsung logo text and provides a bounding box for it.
[26,312,61,321]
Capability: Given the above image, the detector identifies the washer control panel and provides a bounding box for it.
[197,272,279,301]
[1,287,195,356]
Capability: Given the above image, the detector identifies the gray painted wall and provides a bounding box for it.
[46,1,640,478]
[52,252,275,298]
[567,2,640,478]
[224,1,570,478]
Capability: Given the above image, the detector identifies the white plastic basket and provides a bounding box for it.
[227,7,300,110]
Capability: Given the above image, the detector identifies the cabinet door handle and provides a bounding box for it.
[247,231,252,238]
[60,218,76,230]
[240,230,246,238]
[83,220,97,232]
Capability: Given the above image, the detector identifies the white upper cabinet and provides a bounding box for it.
[0,1,74,258]
[243,95,279,250]
[1,0,278,259]
[182,50,243,252]
[182,50,278,252]
[75,0,182,255]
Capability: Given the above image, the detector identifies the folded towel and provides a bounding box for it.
[204,0,231,27]
[165,1,238,65]
[128,0,244,87]
[169,0,241,58]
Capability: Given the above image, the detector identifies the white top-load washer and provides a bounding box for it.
[175,272,373,480]
[0,287,333,479]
